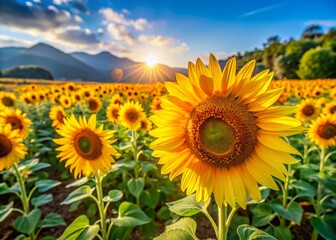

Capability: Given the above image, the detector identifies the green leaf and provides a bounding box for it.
[0,182,10,195]
[31,194,53,207]
[270,200,303,225]
[13,209,41,234]
[237,224,277,240]
[154,229,197,240]
[39,213,66,229]
[167,194,210,217]
[59,215,99,240]
[30,162,51,172]
[66,177,89,188]
[251,203,276,227]
[113,201,151,227]
[140,189,160,208]
[247,188,270,204]
[273,226,292,240]
[310,216,336,240]
[0,201,13,222]
[157,206,171,220]
[292,180,317,197]
[228,216,250,240]
[317,172,336,192]
[35,180,61,192]
[141,162,158,173]
[103,189,123,202]
[127,178,144,198]
[14,234,27,240]
[61,185,93,205]
[155,217,199,240]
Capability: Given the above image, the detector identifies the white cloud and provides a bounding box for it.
[304,20,336,27]
[171,42,189,54]
[97,28,103,33]
[26,2,33,7]
[139,34,174,46]
[99,7,148,31]
[53,0,68,5]
[33,0,41,2]
[74,15,83,23]
[107,22,136,45]
[0,35,35,47]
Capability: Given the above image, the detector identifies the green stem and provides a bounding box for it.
[303,144,308,164]
[281,164,291,227]
[203,210,219,239]
[311,147,326,240]
[131,130,141,206]
[218,204,228,240]
[95,173,107,240]
[13,163,29,214]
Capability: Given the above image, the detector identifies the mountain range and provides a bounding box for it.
[0,43,188,83]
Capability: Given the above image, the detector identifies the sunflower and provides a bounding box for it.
[111,94,123,105]
[0,92,16,108]
[87,97,102,113]
[150,55,303,209]
[0,124,27,171]
[119,101,146,131]
[49,106,67,128]
[308,114,336,148]
[296,98,320,122]
[106,103,120,124]
[59,95,72,109]
[0,109,32,139]
[72,92,83,103]
[140,118,152,132]
[151,96,162,112]
[53,114,119,178]
[323,102,336,115]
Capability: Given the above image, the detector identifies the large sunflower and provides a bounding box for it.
[0,124,27,171]
[0,109,32,139]
[49,106,67,128]
[53,114,119,178]
[150,55,303,209]
[308,114,336,148]
[119,101,146,131]
[0,92,16,108]
[87,97,102,113]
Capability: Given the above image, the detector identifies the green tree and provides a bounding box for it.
[274,54,300,79]
[2,65,54,80]
[302,25,324,39]
[298,47,336,79]
[285,40,318,56]
[262,43,286,69]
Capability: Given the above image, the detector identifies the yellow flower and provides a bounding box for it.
[0,124,27,171]
[296,98,320,122]
[87,97,102,113]
[49,106,67,128]
[150,55,303,209]
[323,102,336,115]
[119,101,146,131]
[106,103,120,124]
[308,114,336,148]
[59,95,72,109]
[54,114,119,178]
[0,109,32,139]
[140,118,152,132]
[0,92,16,108]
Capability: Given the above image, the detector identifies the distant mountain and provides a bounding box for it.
[0,43,101,81]
[0,42,187,82]
[71,51,136,72]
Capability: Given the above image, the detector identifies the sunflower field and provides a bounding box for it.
[0,56,336,240]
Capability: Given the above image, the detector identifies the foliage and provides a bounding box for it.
[298,47,336,79]
[1,65,54,80]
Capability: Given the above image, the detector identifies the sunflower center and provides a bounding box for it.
[186,96,258,168]
[0,134,12,157]
[2,97,14,107]
[56,111,65,124]
[74,129,103,160]
[318,123,336,139]
[6,116,23,131]
[89,100,98,110]
[330,106,336,114]
[127,111,138,122]
[112,109,119,118]
[199,118,235,155]
[302,105,315,116]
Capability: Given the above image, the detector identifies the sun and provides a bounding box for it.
[145,55,158,67]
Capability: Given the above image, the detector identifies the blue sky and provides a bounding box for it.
[0,0,335,67]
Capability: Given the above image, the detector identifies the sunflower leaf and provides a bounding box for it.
[13,209,41,234]
[58,215,99,240]
[237,224,277,240]
[127,178,144,198]
[35,179,61,192]
[61,185,93,205]
[167,194,211,217]
[0,202,13,222]
[310,216,336,240]
[113,201,151,227]
[155,217,199,240]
